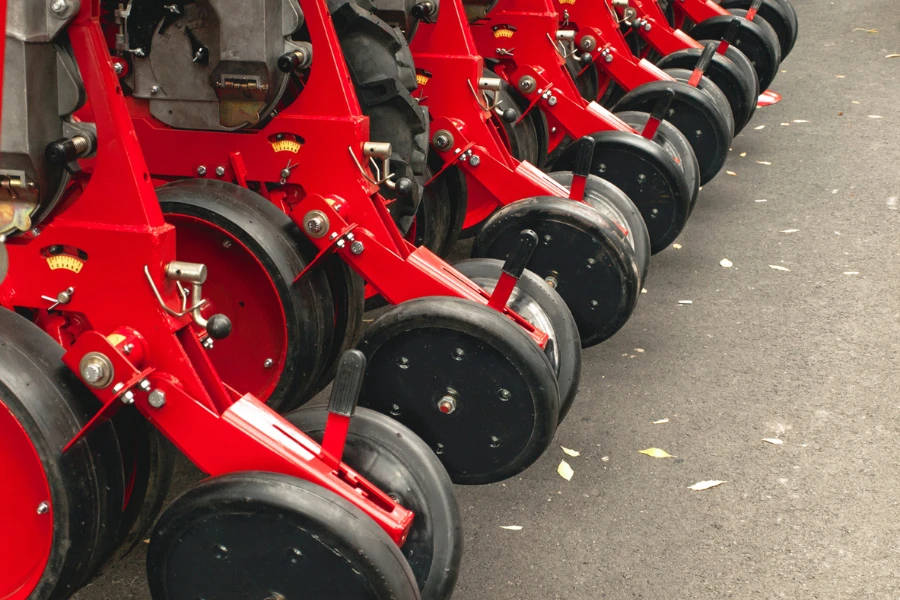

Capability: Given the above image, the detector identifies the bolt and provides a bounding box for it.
[433,130,453,150]
[543,234,552,244]
[150,85,160,95]
[350,240,365,255]
[437,395,457,414]
[397,356,409,369]
[80,353,113,389]
[264,358,274,368]
[498,388,511,401]
[215,166,225,177]
[580,35,597,51]
[469,155,481,167]
[82,363,104,384]
[548,96,558,106]
[50,0,67,13]
[123,343,134,354]
[644,22,652,31]
[551,126,558,133]
[598,163,607,172]
[148,390,167,408]
[490,436,501,448]
[306,217,323,233]
[544,275,558,288]
[37,502,49,515]
[113,62,124,75]
[518,75,537,94]
[586,257,596,267]
[31,228,41,237]
[590,299,600,308]
[122,390,135,405]
[113,383,125,393]
[203,338,214,350]
[605,53,614,63]
[435,442,445,455]
[197,165,207,176]
[637,173,647,183]
[222,239,232,248]
[390,403,401,416]
[452,348,466,361]
[139,379,152,392]
[650,208,659,217]
[695,129,703,138]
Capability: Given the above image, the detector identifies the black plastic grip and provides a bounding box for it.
[278,51,303,73]
[570,136,596,179]
[722,18,741,44]
[45,138,79,165]
[328,350,366,417]
[650,88,676,122]
[696,43,717,75]
[501,229,539,279]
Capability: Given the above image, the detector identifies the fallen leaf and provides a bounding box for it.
[678,300,693,305]
[601,456,609,462]
[639,448,674,458]
[641,288,648,294]
[835,74,846,78]
[886,54,900,58]
[843,271,860,275]
[557,460,574,481]
[869,115,884,119]
[720,258,733,268]
[832,189,839,194]
[672,243,682,249]
[499,525,523,531]
[143,539,151,544]
[769,265,791,272]
[561,446,580,457]
[726,170,737,176]
[852,28,878,33]
[689,480,726,491]
[835,231,841,235]
[635,348,645,353]
[838,111,844,116]
[888,197,898,210]
[852,100,861,104]
[792,120,810,123]
[781,122,791,126]
[652,418,669,424]
[757,161,772,165]
[754,125,766,130]
[754,199,768,203]
[740,152,747,157]
[780,229,800,233]
[762,438,784,445]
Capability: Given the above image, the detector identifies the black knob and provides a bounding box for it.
[45,138,79,165]
[412,0,438,22]
[502,108,518,122]
[206,314,232,340]
[278,48,312,73]
[579,52,593,66]
[394,177,414,197]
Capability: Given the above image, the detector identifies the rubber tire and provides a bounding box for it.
[656,46,758,134]
[550,129,692,254]
[106,409,176,565]
[358,297,559,484]
[471,196,641,347]
[453,258,582,421]
[721,0,797,58]
[158,179,333,412]
[614,77,732,184]
[687,15,781,90]
[613,111,701,216]
[148,472,420,599]
[0,310,125,599]
[327,0,429,233]
[545,171,651,285]
[489,69,551,169]
[284,407,462,600]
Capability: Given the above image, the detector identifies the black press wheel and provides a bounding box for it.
[614,76,733,185]
[0,310,125,599]
[471,196,640,346]
[656,45,758,134]
[612,111,701,216]
[283,406,462,600]
[158,179,334,413]
[721,0,797,58]
[147,472,420,599]
[687,15,781,90]
[545,171,651,285]
[452,258,582,421]
[358,297,559,484]
[550,129,692,254]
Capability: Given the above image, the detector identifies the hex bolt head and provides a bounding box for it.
[469,155,481,167]
[264,358,274,368]
[80,353,114,389]
[139,379,152,392]
[148,390,167,408]
[544,275,559,288]
[437,395,457,414]
[604,53,614,63]
[303,211,329,238]
[37,502,49,515]
[197,165,207,176]
[203,338,214,350]
[150,85,160,94]
[580,35,597,51]
[306,217,323,233]
[215,166,225,177]
[50,0,67,13]
[122,390,135,405]
[548,96,558,106]
[113,62,124,75]
[350,240,365,255]
[82,363,104,384]
[498,388,511,401]
[433,130,454,150]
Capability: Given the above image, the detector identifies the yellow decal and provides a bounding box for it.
[559,0,576,5]
[107,333,127,346]
[46,254,84,273]
[271,139,302,154]
[416,73,430,86]
[493,28,515,38]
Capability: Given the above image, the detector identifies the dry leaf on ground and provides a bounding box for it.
[757,161,772,165]
[780,229,800,233]
[769,265,791,272]
[639,448,674,458]
[869,115,884,119]
[726,170,737,176]
[754,199,768,203]
[561,446,580,457]
[652,418,669,425]
[689,480,726,491]
[762,438,784,445]
[678,300,692,305]
[557,460,574,481]
[843,271,859,275]
[720,258,733,268]
[672,243,682,249]
[500,525,523,531]
[886,54,900,58]
[852,28,878,33]
[792,120,810,123]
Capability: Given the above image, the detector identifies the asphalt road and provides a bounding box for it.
[78,1,900,598]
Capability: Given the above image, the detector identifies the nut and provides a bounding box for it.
[148,390,167,408]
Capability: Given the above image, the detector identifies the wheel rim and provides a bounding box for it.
[166,214,288,403]
[0,400,53,599]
